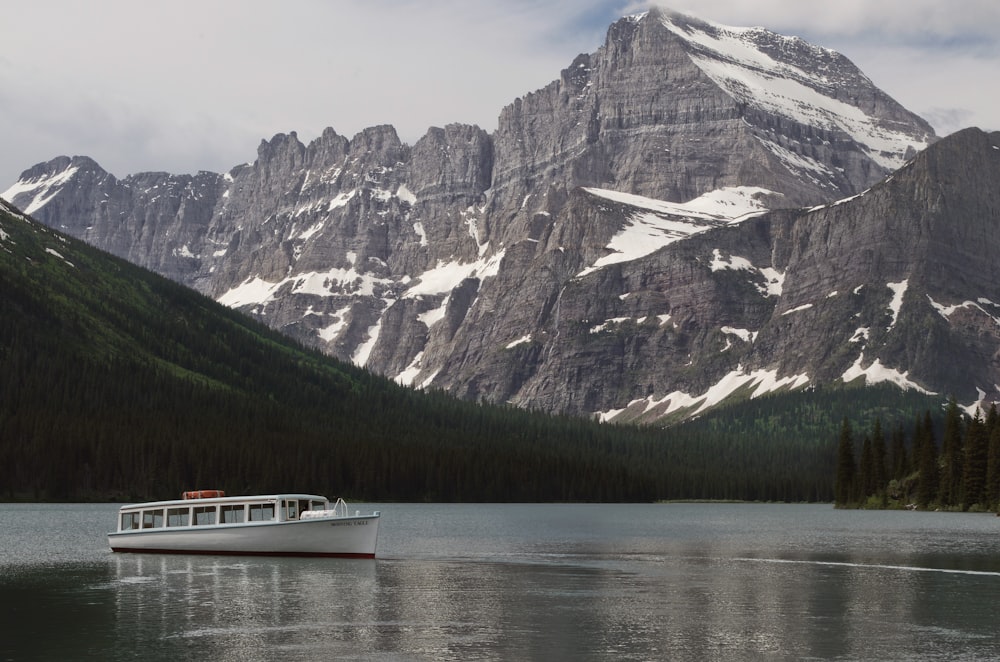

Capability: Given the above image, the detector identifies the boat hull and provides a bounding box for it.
[107,515,379,558]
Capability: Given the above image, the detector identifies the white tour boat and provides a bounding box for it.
[108,491,380,558]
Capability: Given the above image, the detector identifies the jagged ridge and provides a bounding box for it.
[4,8,961,423]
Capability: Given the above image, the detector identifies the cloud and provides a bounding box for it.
[0,0,634,185]
[670,0,1000,44]
[1,0,997,189]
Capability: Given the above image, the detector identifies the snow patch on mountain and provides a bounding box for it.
[403,250,505,298]
[720,325,757,352]
[721,326,756,343]
[599,366,809,422]
[590,185,772,222]
[886,280,907,329]
[710,250,753,272]
[328,190,356,211]
[394,352,446,390]
[842,353,933,393]
[396,184,417,205]
[462,207,490,256]
[760,140,835,184]
[293,220,326,243]
[927,295,1000,326]
[809,191,867,213]
[317,305,353,343]
[413,222,428,247]
[505,335,533,349]
[353,317,383,366]
[758,268,785,297]
[395,351,425,386]
[962,388,991,418]
[709,248,785,297]
[782,303,813,316]
[2,166,79,215]
[578,186,771,276]
[45,247,74,268]
[590,316,652,334]
[217,266,394,308]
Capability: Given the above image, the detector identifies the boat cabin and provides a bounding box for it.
[116,493,334,532]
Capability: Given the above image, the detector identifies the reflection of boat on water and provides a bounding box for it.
[109,551,381,658]
[108,491,380,557]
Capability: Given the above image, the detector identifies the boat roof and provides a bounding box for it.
[116,494,329,511]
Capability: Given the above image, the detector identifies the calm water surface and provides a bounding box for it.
[1,503,999,661]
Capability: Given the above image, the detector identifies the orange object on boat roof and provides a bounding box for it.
[182,490,226,499]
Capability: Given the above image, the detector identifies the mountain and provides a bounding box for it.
[603,125,1000,423]
[0,197,654,501]
[4,196,886,503]
[4,8,956,423]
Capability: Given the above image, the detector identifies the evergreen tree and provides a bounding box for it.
[962,411,988,510]
[985,404,1000,510]
[916,411,939,509]
[835,418,856,506]
[889,422,908,480]
[938,397,964,507]
[859,434,874,501]
[871,418,888,505]
[987,422,1000,510]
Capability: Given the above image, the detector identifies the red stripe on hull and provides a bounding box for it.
[110,547,375,559]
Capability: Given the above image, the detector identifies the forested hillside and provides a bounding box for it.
[1,201,942,503]
[836,399,1000,511]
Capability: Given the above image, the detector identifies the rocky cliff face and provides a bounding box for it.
[5,156,226,284]
[6,8,963,421]
[584,127,1000,422]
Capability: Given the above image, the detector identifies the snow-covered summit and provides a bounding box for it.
[2,158,86,215]
[654,8,934,171]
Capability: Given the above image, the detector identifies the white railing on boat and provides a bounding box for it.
[300,497,350,519]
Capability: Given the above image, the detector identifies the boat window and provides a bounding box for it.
[166,507,190,527]
[284,500,298,520]
[121,511,140,531]
[249,503,275,521]
[193,506,216,526]
[310,500,325,512]
[220,504,245,524]
[142,509,164,528]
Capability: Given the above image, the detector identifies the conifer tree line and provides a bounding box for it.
[0,206,943,504]
[0,331,842,503]
[834,399,1000,511]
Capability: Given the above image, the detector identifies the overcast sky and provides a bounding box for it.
[2,0,998,189]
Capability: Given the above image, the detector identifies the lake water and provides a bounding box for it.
[1,503,999,661]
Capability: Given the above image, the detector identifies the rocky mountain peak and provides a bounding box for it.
[7,9,987,423]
